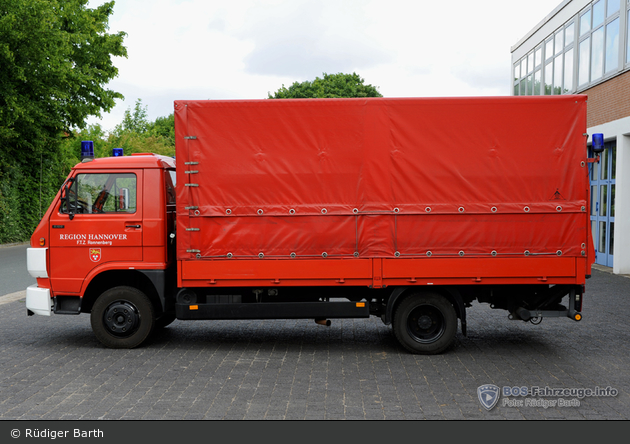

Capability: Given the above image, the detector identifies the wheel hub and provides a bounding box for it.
[407,305,446,344]
[103,301,140,337]
[417,315,433,330]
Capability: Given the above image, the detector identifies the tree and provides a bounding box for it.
[114,99,150,136]
[268,72,382,99]
[149,114,175,147]
[0,0,127,243]
[0,0,127,143]
[59,100,175,167]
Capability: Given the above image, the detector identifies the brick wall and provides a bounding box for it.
[583,70,630,127]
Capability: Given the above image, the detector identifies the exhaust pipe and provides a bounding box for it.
[315,319,331,326]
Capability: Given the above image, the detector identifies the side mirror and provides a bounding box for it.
[62,178,76,220]
[119,188,130,211]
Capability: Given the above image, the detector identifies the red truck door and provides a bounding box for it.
[49,170,144,294]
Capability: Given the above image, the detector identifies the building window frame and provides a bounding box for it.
[577,0,622,88]
[514,22,576,96]
[513,0,630,96]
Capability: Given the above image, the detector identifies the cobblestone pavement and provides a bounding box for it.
[0,269,628,420]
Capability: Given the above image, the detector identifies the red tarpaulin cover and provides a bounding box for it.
[175,96,589,261]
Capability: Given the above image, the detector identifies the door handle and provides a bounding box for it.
[126,225,141,228]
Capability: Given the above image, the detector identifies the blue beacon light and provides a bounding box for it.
[81,141,94,162]
[112,148,124,157]
[592,133,605,154]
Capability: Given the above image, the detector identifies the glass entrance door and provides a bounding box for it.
[590,141,616,267]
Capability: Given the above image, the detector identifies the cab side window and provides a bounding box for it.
[61,173,137,214]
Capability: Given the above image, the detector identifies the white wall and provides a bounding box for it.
[588,116,630,274]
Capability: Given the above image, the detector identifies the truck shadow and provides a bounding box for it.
[147,319,557,357]
[15,314,560,357]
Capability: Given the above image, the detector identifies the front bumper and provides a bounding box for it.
[26,285,52,316]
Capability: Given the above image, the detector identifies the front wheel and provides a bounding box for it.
[90,286,155,348]
[393,292,457,354]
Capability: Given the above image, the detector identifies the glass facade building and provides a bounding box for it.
[513,0,629,97]
[512,0,630,274]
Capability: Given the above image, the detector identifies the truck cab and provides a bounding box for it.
[26,152,176,346]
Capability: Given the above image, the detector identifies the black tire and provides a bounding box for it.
[393,292,457,355]
[90,286,155,348]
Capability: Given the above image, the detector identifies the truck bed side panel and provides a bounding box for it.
[174,97,591,280]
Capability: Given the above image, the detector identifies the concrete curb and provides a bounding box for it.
[0,290,26,306]
[592,264,630,279]
[0,242,29,249]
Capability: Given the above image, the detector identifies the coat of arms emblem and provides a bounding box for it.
[89,248,102,262]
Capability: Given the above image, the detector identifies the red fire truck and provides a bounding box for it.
[26,96,596,354]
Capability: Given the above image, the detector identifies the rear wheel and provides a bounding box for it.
[91,286,155,348]
[393,292,457,354]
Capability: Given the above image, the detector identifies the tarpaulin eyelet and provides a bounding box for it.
[321,208,327,214]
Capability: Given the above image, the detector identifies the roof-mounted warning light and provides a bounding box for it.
[81,141,94,162]
[112,148,124,157]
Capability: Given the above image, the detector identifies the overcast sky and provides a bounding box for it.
[86,0,562,132]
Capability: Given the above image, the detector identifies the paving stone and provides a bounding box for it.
[0,270,628,420]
